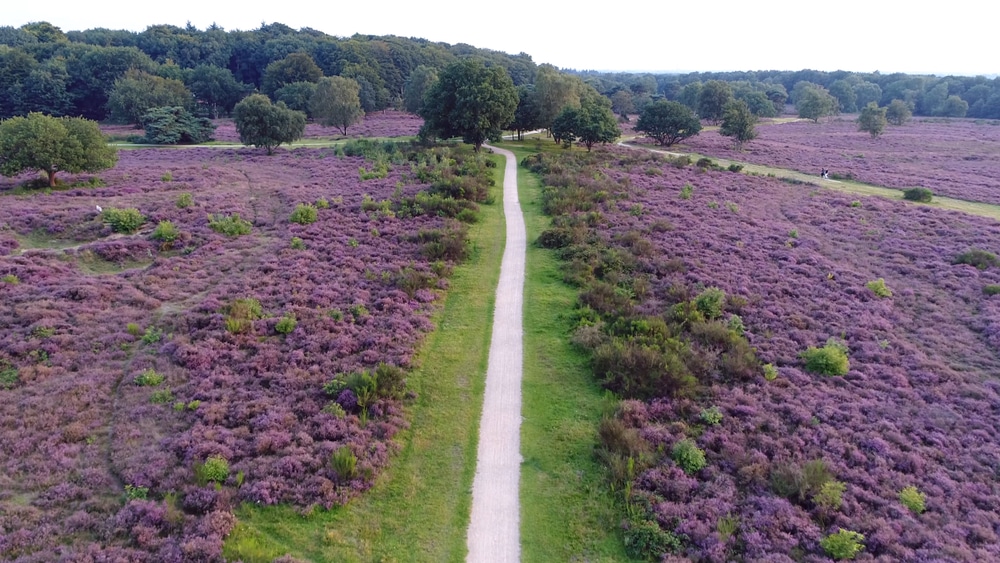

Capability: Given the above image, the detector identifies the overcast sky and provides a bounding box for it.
[6,0,998,76]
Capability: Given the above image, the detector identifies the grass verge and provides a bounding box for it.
[502,141,634,562]
[222,150,506,562]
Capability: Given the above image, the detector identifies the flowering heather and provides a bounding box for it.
[533,146,1000,560]
[0,144,473,560]
[675,117,1000,205]
[210,110,424,143]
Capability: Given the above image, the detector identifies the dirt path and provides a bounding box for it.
[466,145,525,563]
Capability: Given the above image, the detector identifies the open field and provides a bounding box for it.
[665,117,1000,205]
[523,144,1000,560]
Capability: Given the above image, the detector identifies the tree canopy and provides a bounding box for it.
[419,58,517,151]
[232,94,306,154]
[550,94,620,151]
[885,99,913,125]
[0,112,118,186]
[857,102,887,139]
[106,69,194,124]
[139,106,216,144]
[796,84,839,122]
[698,80,733,123]
[310,76,364,135]
[635,100,702,147]
[719,100,758,149]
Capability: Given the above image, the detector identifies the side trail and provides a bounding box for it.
[466,145,525,563]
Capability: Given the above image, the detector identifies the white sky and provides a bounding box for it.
[6,0,999,76]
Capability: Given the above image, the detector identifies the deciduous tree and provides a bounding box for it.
[311,76,364,135]
[796,85,838,122]
[419,58,517,152]
[106,69,193,124]
[719,100,758,149]
[261,52,322,97]
[0,112,118,187]
[635,100,702,147]
[403,65,438,114]
[885,99,912,126]
[232,94,306,154]
[698,80,733,123]
[857,102,887,139]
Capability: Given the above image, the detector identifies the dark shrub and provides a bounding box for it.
[954,248,1000,270]
[592,339,696,400]
[902,187,933,202]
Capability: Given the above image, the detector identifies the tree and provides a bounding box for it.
[698,80,733,123]
[232,94,306,154]
[106,69,194,125]
[857,102,887,139]
[419,58,517,152]
[828,79,858,113]
[635,100,702,147]
[186,64,250,118]
[274,81,317,116]
[719,100,758,149]
[261,52,323,97]
[610,90,635,118]
[311,76,364,135]
[532,64,583,130]
[0,113,118,187]
[937,95,968,117]
[885,99,912,125]
[511,84,541,141]
[403,65,438,114]
[140,106,216,144]
[679,82,702,111]
[574,94,621,150]
[796,85,838,122]
[853,82,882,110]
[550,106,578,148]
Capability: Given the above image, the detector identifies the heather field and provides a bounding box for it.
[0,142,488,560]
[670,118,1000,206]
[524,146,1000,561]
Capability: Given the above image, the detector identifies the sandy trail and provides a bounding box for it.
[466,145,525,563]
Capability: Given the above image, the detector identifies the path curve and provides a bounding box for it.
[466,145,525,563]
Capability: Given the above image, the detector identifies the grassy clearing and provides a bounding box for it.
[222,151,506,563]
[501,141,634,562]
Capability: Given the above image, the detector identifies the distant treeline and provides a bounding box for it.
[2,21,998,124]
[0,21,537,121]
[572,68,1000,119]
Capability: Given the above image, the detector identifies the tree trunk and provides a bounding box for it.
[47,169,57,187]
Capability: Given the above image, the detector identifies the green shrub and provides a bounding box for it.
[140,326,162,344]
[726,201,739,213]
[195,455,230,484]
[290,237,306,250]
[327,308,344,321]
[176,192,194,208]
[699,406,723,425]
[141,106,216,144]
[696,157,714,168]
[126,323,142,336]
[902,187,933,202]
[716,513,740,542]
[331,446,358,481]
[726,314,745,335]
[680,184,693,200]
[316,197,329,209]
[208,213,252,236]
[727,163,743,173]
[623,518,683,560]
[275,314,297,334]
[814,480,846,510]
[225,297,263,333]
[788,229,798,239]
[133,368,164,386]
[866,278,892,298]
[984,284,1000,296]
[954,248,1000,270]
[801,338,850,376]
[149,388,174,403]
[850,200,862,208]
[290,203,318,225]
[151,221,179,243]
[161,172,172,182]
[763,363,778,381]
[1,274,19,284]
[349,303,369,319]
[102,207,145,234]
[124,484,149,500]
[0,361,19,389]
[899,485,926,514]
[820,529,865,560]
[323,401,347,418]
[672,439,707,474]
[694,287,726,320]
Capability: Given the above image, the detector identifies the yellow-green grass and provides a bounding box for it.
[501,141,635,562]
[222,150,506,562]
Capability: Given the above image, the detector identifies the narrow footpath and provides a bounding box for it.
[466,145,525,563]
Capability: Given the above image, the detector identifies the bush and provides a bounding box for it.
[208,213,252,236]
[820,529,865,560]
[763,363,778,381]
[140,106,216,144]
[195,455,230,484]
[133,368,164,386]
[225,297,263,333]
[149,388,174,403]
[316,197,329,209]
[866,278,892,298]
[176,192,194,208]
[330,446,358,481]
[984,284,1000,296]
[151,220,179,243]
[699,406,723,425]
[290,203,318,225]
[801,338,850,376]
[680,184,693,200]
[623,518,683,560]
[814,480,846,511]
[1,274,19,284]
[696,157,714,168]
[275,314,297,334]
[694,287,726,320]
[102,207,145,234]
[899,485,926,514]
[672,439,707,474]
[0,361,19,389]
[124,484,149,500]
[902,187,933,202]
[727,163,743,172]
[954,248,1000,270]
[290,237,306,250]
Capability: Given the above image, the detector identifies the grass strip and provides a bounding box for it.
[222,150,506,562]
